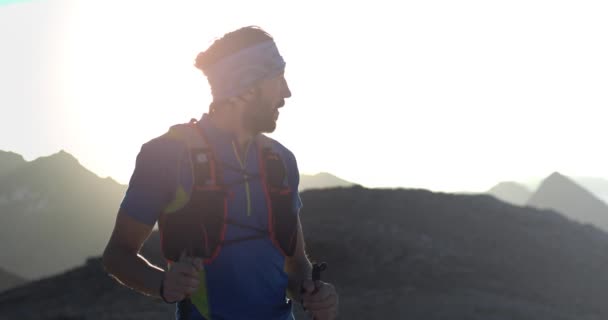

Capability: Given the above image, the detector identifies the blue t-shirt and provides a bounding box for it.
[120,114,302,320]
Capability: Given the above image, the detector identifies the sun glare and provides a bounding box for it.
[2,0,607,191]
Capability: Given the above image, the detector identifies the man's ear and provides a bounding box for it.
[228,88,257,106]
[241,88,258,102]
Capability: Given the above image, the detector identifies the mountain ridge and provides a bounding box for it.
[527,172,608,231]
[3,187,608,319]
[0,267,25,293]
[0,149,128,279]
[0,150,357,280]
[487,181,532,206]
[0,150,26,177]
[299,172,355,190]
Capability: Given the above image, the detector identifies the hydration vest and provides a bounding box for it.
[157,119,298,264]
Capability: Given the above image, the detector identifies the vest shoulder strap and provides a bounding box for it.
[164,119,220,187]
[256,134,289,188]
[256,134,273,150]
[164,120,208,149]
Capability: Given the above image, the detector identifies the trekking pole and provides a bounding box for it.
[178,298,192,320]
[311,262,327,293]
[301,262,328,319]
[177,247,195,319]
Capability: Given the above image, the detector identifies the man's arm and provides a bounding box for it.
[103,209,202,302]
[102,209,165,297]
[285,215,313,302]
[287,215,339,320]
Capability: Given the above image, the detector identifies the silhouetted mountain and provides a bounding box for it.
[0,150,127,279]
[299,172,354,190]
[0,150,26,177]
[528,172,608,231]
[487,182,532,206]
[0,267,25,293]
[4,187,608,319]
[299,187,608,319]
[0,149,355,280]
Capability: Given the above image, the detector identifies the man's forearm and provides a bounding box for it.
[286,257,313,301]
[103,247,165,298]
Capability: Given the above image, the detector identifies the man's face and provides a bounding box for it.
[243,72,291,134]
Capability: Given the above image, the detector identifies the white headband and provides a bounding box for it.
[204,40,286,101]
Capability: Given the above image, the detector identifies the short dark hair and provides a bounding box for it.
[194,26,274,74]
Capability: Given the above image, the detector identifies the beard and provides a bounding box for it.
[242,90,281,134]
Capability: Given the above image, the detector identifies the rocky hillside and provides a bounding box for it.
[0,150,127,279]
[0,267,25,293]
[3,187,608,319]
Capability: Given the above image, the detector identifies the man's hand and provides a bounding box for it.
[161,251,203,303]
[301,280,339,320]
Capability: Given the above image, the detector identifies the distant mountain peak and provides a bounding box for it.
[28,149,81,168]
[528,172,608,231]
[299,172,355,191]
[487,181,531,206]
[50,149,78,161]
[313,172,339,178]
[0,150,25,162]
[536,172,584,192]
[489,181,530,190]
[0,149,128,279]
[0,150,27,177]
[546,171,568,181]
[536,171,591,196]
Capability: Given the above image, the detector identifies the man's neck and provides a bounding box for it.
[207,112,255,148]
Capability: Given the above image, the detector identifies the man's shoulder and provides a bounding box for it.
[258,134,296,162]
[138,123,190,161]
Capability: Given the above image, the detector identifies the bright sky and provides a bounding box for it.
[1,0,607,192]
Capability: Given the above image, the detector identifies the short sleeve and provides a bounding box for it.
[285,149,303,213]
[120,139,178,225]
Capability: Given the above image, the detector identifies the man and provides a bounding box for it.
[102,26,339,320]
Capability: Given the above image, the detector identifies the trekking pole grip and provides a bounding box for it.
[311,262,327,294]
